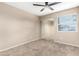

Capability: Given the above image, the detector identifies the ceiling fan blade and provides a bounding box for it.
[33,4,45,6]
[49,7,54,10]
[48,2,62,6]
[45,2,48,5]
[40,8,45,12]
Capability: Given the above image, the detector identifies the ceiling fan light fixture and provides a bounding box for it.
[33,2,62,12]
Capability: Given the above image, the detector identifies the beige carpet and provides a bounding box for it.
[0,39,79,56]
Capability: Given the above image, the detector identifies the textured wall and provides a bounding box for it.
[40,7,79,47]
[0,3,40,51]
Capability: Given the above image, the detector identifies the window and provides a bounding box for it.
[58,14,77,32]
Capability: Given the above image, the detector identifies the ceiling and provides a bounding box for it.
[4,2,79,16]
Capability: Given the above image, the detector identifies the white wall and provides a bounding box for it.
[40,7,79,47]
[0,3,40,51]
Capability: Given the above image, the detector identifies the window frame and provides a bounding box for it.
[57,14,78,32]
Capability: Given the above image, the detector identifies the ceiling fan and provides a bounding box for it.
[33,2,62,12]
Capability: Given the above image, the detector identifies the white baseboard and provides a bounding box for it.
[55,40,79,48]
[0,38,40,52]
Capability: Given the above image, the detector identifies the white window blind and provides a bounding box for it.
[58,14,77,32]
